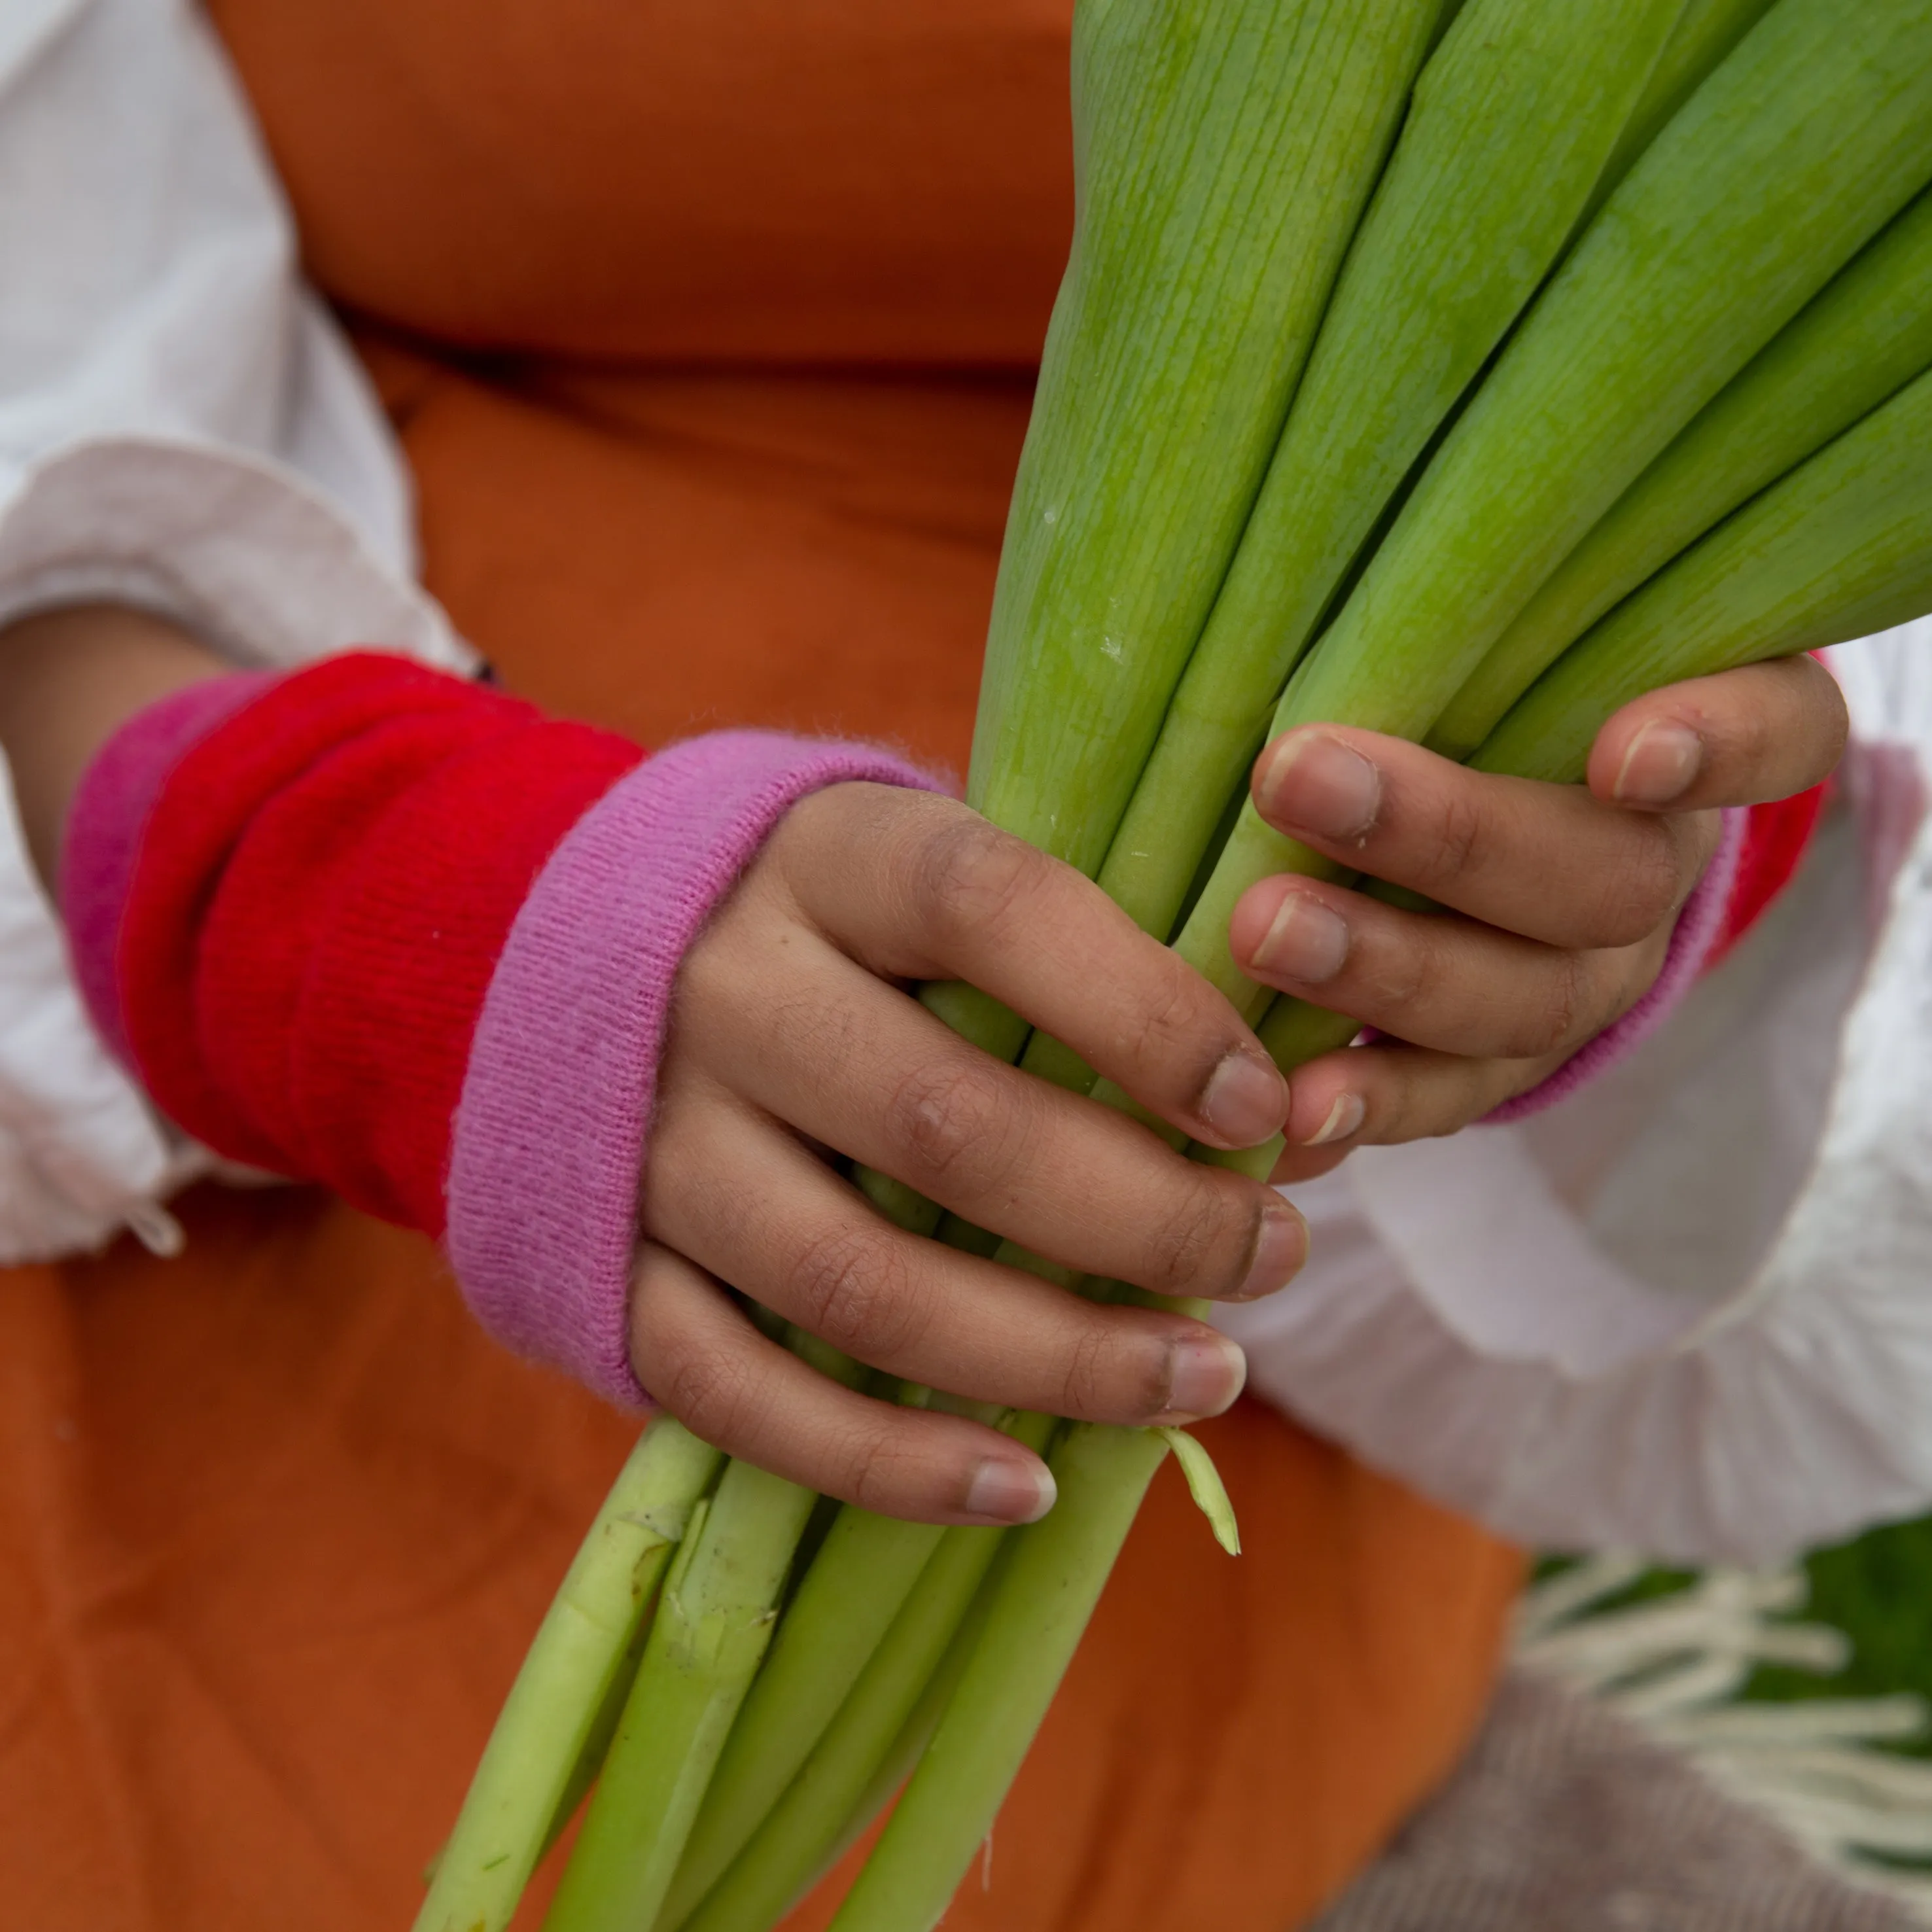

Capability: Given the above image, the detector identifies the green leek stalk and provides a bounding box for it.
[660,1392,1034,1920]
[1263,359,1932,1064]
[967,0,1444,878]
[1171,0,1932,1027]
[656,1512,946,1919]
[413,1418,722,1932]
[829,1542,1008,1869]
[827,1424,1174,1932]
[775,0,1445,1827]
[1092,0,1687,949]
[818,16,1932,1927]
[665,1419,1057,1932]
[894,0,1443,1084]
[1435,181,1932,758]
[1480,360,1932,782]
[1581,0,1780,220]
[542,1333,862,1932]
[540,1458,819,1932]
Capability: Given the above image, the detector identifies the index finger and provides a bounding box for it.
[762,784,1290,1151]
[1585,655,1848,812]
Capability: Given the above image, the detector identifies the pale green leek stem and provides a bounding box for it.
[541,1460,818,1932]
[1091,0,1685,948]
[413,1418,722,1932]
[1435,183,1932,757]
[968,0,1442,871]
[1479,363,1932,784]
[666,1418,1055,1932]
[826,1424,1172,1932]
[658,1510,944,1920]
[826,1526,1015,1873]
[1168,0,1932,1023]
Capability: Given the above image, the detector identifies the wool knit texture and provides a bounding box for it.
[1708,779,1832,971]
[62,652,643,1231]
[444,731,947,1408]
[61,671,274,1072]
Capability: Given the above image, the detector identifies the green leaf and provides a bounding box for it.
[1155,1428,1241,1556]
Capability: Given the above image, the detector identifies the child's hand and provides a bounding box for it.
[635,784,1305,1525]
[1233,656,1850,1181]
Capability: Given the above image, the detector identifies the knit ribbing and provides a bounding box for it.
[446,731,944,1407]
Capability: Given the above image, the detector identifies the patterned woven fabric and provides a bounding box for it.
[1314,1670,1921,1932]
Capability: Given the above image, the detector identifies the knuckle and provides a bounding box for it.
[656,1345,758,1450]
[1066,1320,1159,1421]
[1409,789,1487,892]
[784,1221,925,1360]
[838,1421,926,1515]
[1145,1176,1242,1297]
[883,1055,1027,1195]
[1355,923,1431,1019]
[1127,953,1216,1082]
[1515,950,1596,1057]
[913,815,1054,951]
[1587,829,1685,945]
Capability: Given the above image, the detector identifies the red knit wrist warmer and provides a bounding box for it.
[1707,781,1831,973]
[85,653,642,1233]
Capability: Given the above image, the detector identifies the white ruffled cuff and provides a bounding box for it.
[1223,712,1932,1567]
[0,435,473,1261]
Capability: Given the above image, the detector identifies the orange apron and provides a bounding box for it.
[0,6,1522,1926]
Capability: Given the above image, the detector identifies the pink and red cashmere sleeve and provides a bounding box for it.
[56,649,1827,1407]
[59,652,942,1406]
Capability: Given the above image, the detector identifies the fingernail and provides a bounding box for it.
[1235,1202,1307,1300]
[964,1458,1057,1524]
[1258,732,1381,842]
[1201,1050,1289,1146]
[1155,1335,1248,1422]
[1251,892,1350,984]
[1301,1091,1365,1147]
[1613,720,1703,805]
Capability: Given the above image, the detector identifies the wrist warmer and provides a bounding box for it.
[445,733,950,1405]
[60,652,942,1406]
[1486,783,1828,1124]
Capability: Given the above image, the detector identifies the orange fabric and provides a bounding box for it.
[0,1190,1519,1932]
[355,342,1028,778]
[206,0,1075,366]
[0,4,1526,1927]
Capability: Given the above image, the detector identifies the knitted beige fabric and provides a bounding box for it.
[1312,1670,1922,1932]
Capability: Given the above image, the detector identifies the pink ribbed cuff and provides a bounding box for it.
[1484,805,1747,1125]
[445,730,945,1407]
[61,672,273,1068]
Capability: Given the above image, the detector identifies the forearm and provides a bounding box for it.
[0,605,226,890]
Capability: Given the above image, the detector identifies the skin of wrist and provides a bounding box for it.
[0,603,227,887]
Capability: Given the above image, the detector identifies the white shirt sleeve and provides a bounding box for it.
[1223,618,1932,1567]
[0,0,471,1262]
